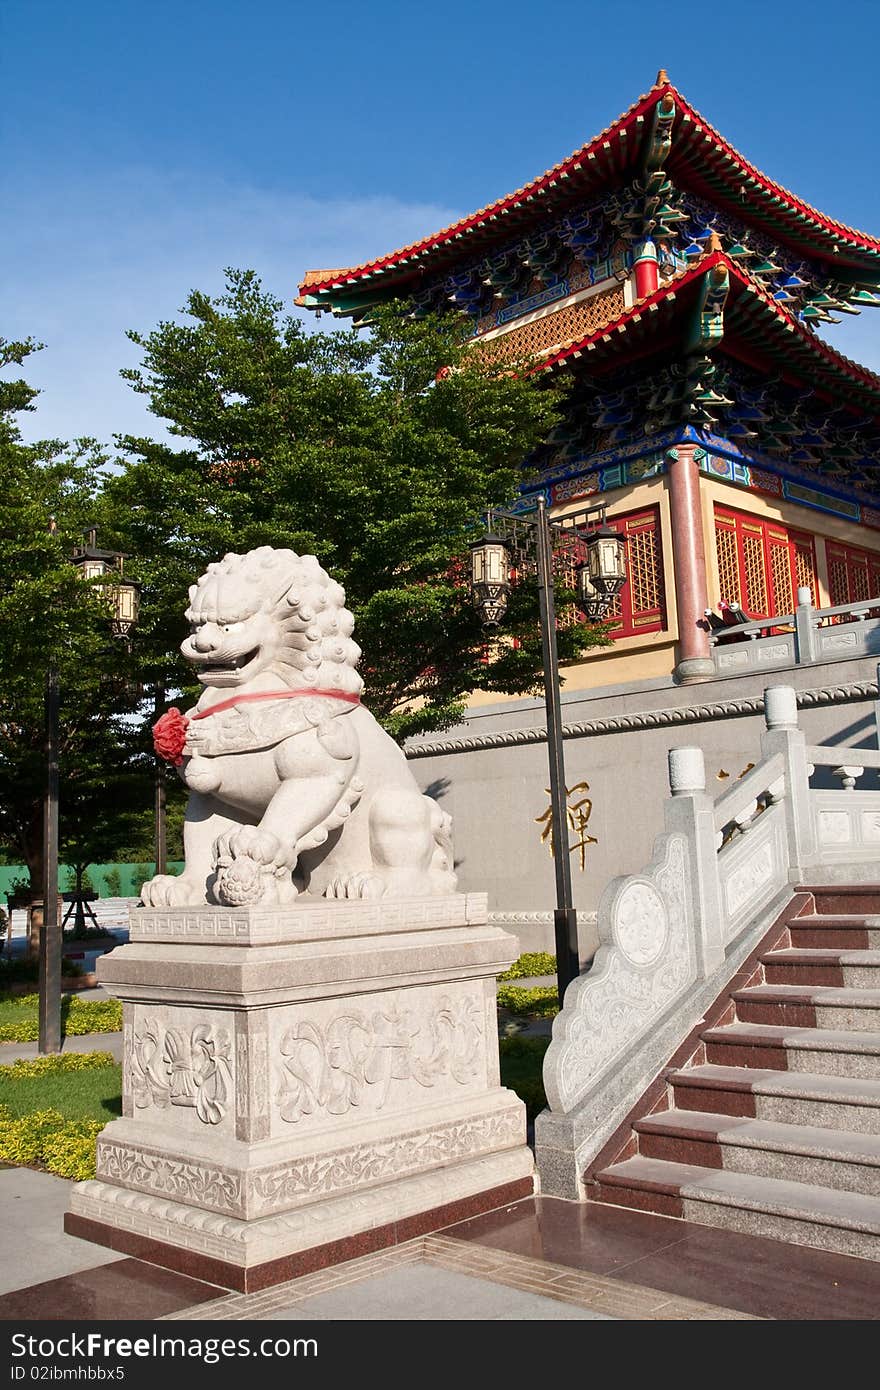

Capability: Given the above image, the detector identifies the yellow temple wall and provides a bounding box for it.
[463,471,880,711]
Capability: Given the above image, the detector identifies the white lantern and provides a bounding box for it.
[469,533,511,627]
[71,531,141,638]
[106,578,141,637]
[586,524,627,599]
[576,566,610,622]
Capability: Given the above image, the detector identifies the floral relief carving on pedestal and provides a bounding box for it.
[131,1017,233,1125]
[275,996,483,1123]
[252,1111,521,1211]
[98,1142,243,1213]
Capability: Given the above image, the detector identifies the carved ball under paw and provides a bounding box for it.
[215,854,269,906]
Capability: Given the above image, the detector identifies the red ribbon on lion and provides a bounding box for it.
[152,689,361,766]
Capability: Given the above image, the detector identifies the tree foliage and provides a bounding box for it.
[0,338,148,889]
[106,271,610,739]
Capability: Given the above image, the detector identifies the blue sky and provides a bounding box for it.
[3,0,880,444]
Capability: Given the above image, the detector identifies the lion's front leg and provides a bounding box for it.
[141,793,246,906]
[212,725,360,906]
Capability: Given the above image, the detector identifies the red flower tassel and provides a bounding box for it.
[153,707,190,766]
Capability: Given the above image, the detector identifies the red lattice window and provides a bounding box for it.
[714,507,817,620]
[794,538,818,603]
[540,506,666,640]
[826,539,880,611]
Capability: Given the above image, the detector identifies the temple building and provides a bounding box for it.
[299,72,880,695]
[298,78,880,1255]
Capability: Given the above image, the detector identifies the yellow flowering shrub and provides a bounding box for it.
[0,1052,115,1079]
[0,1104,101,1180]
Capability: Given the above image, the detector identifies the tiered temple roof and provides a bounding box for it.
[298,73,880,305]
[298,74,880,507]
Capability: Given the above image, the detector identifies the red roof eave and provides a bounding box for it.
[668,95,880,259]
[299,81,880,303]
[533,252,880,408]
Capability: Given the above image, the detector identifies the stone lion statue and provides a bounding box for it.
[142,547,456,907]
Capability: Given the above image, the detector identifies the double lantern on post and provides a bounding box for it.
[468,497,627,1003]
[38,528,140,1056]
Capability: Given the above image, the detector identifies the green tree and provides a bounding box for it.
[0,337,147,894]
[105,271,610,740]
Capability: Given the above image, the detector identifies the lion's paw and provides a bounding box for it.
[324,873,386,900]
[140,874,205,908]
[214,825,288,869]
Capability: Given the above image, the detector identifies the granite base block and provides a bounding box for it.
[68,1150,535,1286]
[68,896,533,1284]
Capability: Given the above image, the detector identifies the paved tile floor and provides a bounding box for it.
[7,1164,880,1320]
[2,917,879,1324]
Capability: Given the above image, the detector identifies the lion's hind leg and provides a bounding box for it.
[360,789,455,898]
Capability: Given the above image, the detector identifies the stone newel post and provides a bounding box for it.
[761,684,815,878]
[665,746,724,972]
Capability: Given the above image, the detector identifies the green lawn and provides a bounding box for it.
[0,1054,121,1123]
[499,1035,550,1121]
[0,993,122,1043]
[0,1053,121,1179]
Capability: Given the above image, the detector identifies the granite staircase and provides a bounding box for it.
[588,885,880,1261]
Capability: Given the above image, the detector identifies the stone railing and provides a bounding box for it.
[535,673,880,1199]
[710,587,880,676]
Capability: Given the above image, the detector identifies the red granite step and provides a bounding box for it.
[761,948,880,988]
[635,1110,880,1195]
[788,916,880,950]
[702,1022,880,1076]
[733,984,880,1031]
[590,1157,880,1259]
[802,887,880,915]
[670,1064,880,1132]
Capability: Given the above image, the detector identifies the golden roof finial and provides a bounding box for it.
[707,231,723,253]
[656,68,669,84]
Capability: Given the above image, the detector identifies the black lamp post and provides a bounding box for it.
[468,497,627,1003]
[38,530,140,1055]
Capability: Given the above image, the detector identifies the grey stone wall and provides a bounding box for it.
[406,654,880,956]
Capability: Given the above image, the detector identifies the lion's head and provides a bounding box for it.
[181,546,363,694]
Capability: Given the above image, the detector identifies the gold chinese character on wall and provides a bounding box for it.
[535,782,598,872]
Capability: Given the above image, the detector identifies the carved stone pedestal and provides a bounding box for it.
[65,895,533,1291]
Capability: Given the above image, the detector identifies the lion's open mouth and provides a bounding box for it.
[196,647,260,671]
[192,646,263,684]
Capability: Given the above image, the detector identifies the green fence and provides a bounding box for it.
[0,863,183,900]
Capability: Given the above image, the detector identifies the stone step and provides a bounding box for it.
[800,886,880,916]
[789,916,880,950]
[671,1064,880,1132]
[761,948,880,989]
[635,1109,880,1196]
[733,983,880,1032]
[702,1022,880,1077]
[591,1156,880,1260]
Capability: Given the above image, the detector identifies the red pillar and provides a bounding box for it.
[633,240,659,299]
[667,444,714,682]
